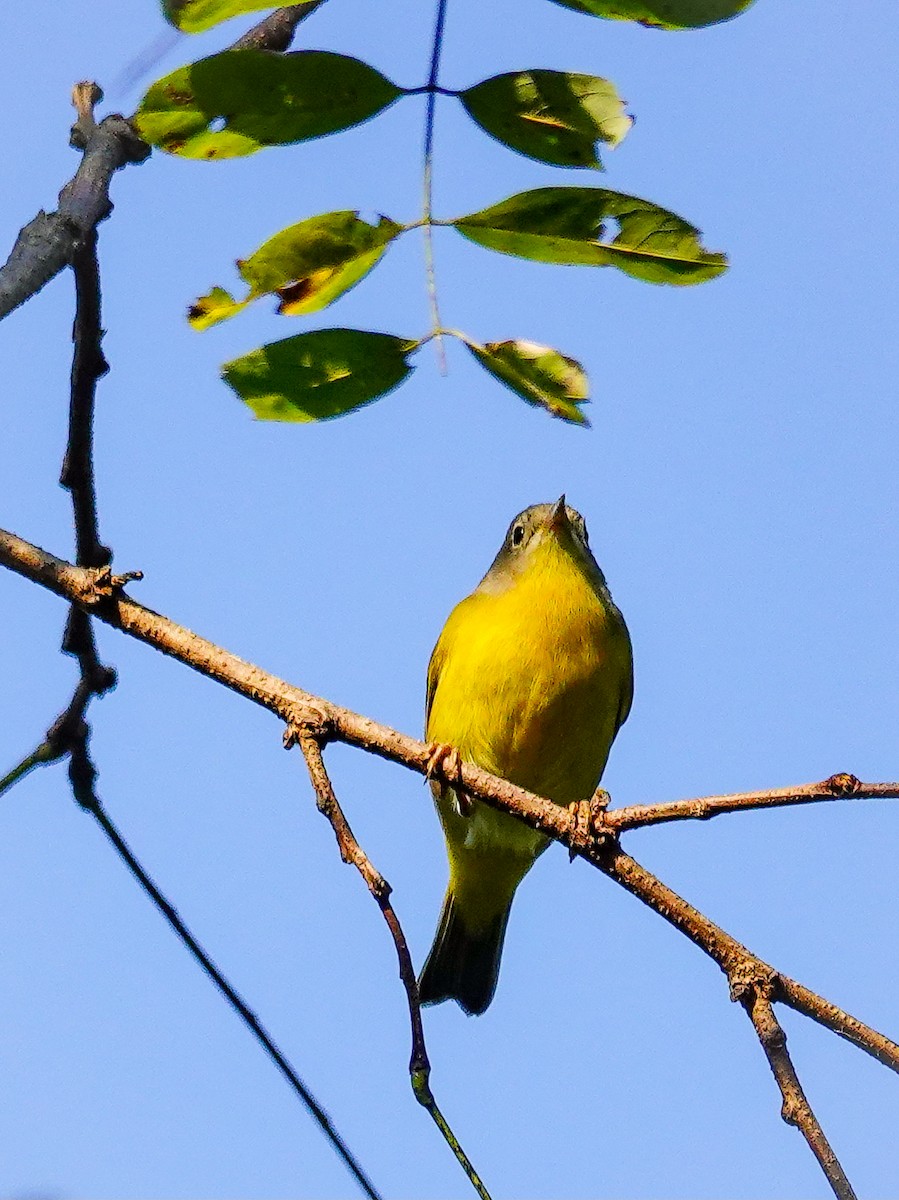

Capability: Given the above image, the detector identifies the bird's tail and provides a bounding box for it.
[418,889,510,1016]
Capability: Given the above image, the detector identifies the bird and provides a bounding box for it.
[418,496,633,1016]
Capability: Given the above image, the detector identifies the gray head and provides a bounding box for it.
[477,496,609,595]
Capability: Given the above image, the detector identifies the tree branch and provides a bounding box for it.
[3,524,896,1094]
[293,730,491,1200]
[743,987,857,1200]
[233,1,327,50]
[0,2,325,324]
[82,785,382,1200]
[606,773,899,832]
[0,84,149,322]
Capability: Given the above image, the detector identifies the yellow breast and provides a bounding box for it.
[427,537,631,806]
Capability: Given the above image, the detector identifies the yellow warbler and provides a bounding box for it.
[419,497,633,1014]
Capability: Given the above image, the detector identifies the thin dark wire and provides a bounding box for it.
[83,795,382,1200]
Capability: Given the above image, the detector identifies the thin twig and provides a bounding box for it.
[421,0,449,371]
[743,988,857,1200]
[293,730,492,1200]
[61,227,110,568]
[606,773,898,832]
[0,74,380,1194]
[0,741,61,795]
[593,843,899,1074]
[79,785,382,1200]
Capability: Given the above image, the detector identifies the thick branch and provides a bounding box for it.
[3,526,897,1085]
[294,732,491,1200]
[233,1,327,49]
[0,87,148,322]
[607,774,899,832]
[744,990,856,1200]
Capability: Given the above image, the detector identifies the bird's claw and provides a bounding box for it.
[424,742,471,816]
[567,788,613,861]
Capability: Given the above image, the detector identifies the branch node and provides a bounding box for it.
[75,565,143,606]
[284,704,332,749]
[727,959,777,1005]
[825,772,861,797]
[780,1093,802,1128]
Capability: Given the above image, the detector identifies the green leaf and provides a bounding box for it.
[464,337,590,425]
[162,0,324,34]
[546,0,755,29]
[460,71,631,169]
[135,49,401,159]
[222,329,415,421]
[188,212,402,329]
[454,187,727,284]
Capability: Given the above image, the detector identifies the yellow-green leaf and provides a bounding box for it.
[189,212,401,329]
[546,0,755,28]
[188,286,249,331]
[135,49,401,159]
[162,0,324,34]
[460,71,631,169]
[454,187,727,285]
[465,337,590,425]
[222,329,415,421]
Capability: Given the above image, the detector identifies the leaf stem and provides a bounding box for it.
[422,0,449,372]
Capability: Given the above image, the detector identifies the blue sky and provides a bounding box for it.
[1,1,898,1196]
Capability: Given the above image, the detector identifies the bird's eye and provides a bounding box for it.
[511,524,525,547]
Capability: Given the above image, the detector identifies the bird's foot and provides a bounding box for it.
[424,742,471,815]
[567,789,613,861]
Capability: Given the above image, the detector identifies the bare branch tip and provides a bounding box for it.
[70,81,103,148]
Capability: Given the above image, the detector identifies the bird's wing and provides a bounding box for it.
[614,624,635,731]
[425,620,449,728]
[425,594,475,728]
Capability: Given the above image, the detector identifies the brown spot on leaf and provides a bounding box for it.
[276,278,315,313]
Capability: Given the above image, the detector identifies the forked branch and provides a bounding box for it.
[2,527,896,1100]
[743,985,857,1200]
[293,729,492,1200]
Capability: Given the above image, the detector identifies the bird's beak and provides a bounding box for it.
[545,495,569,534]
